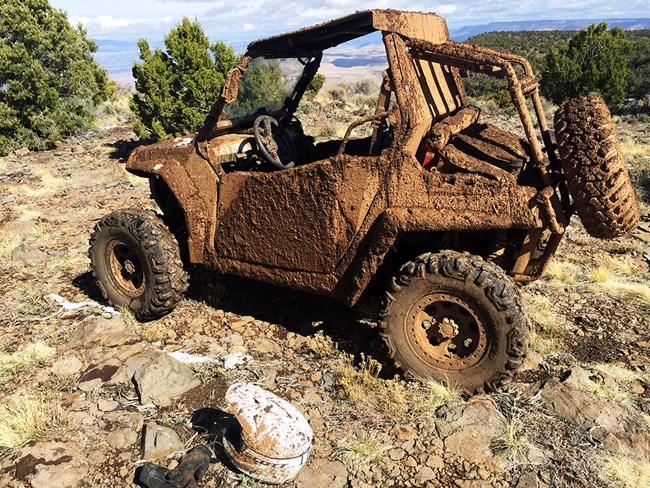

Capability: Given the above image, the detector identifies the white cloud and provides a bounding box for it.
[435,4,458,15]
[242,23,255,30]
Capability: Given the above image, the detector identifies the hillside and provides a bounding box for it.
[452,18,650,41]
[465,29,650,100]
[0,91,649,487]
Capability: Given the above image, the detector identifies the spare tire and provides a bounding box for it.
[554,96,639,238]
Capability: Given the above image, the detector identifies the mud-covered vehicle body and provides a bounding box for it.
[91,10,639,391]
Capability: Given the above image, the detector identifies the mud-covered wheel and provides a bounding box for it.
[554,96,640,238]
[89,208,188,321]
[380,251,529,393]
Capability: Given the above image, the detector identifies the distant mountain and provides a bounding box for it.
[451,18,650,41]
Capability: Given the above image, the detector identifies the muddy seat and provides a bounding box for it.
[424,106,531,180]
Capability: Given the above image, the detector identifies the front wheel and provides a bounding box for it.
[89,208,188,321]
[380,251,529,393]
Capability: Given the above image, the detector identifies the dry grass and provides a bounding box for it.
[592,363,641,384]
[588,381,631,404]
[94,84,134,129]
[332,430,392,468]
[0,232,22,259]
[586,254,634,284]
[0,393,76,452]
[606,281,650,306]
[24,167,67,197]
[335,354,461,421]
[620,138,650,158]
[602,455,650,488]
[137,322,175,343]
[308,331,340,358]
[493,417,530,466]
[0,341,56,381]
[523,292,567,356]
[523,293,556,327]
[20,293,56,318]
[0,396,48,449]
[545,260,580,285]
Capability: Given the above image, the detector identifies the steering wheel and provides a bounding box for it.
[253,115,296,169]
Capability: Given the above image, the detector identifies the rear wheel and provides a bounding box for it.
[89,209,188,321]
[554,96,640,238]
[380,251,528,393]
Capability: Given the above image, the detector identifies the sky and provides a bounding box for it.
[51,0,650,44]
[48,0,650,84]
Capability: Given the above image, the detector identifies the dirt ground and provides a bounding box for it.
[0,117,649,488]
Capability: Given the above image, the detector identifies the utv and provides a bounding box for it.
[90,10,639,392]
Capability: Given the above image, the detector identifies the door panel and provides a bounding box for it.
[215,158,380,273]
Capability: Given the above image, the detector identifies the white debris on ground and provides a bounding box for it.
[48,293,120,315]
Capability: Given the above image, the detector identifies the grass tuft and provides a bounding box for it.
[0,396,48,449]
[335,354,460,421]
[0,232,22,259]
[137,322,175,343]
[0,341,56,381]
[545,260,580,284]
[492,417,530,465]
[332,430,392,468]
[603,455,650,488]
[523,293,556,327]
[308,331,341,358]
[607,282,650,306]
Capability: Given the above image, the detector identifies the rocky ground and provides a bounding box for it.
[0,118,649,488]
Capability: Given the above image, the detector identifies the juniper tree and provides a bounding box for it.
[131,18,237,140]
[542,23,631,105]
[0,0,108,155]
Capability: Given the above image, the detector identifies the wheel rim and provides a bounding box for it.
[406,292,489,371]
[106,239,145,298]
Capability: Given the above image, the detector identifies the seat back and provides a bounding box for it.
[411,55,466,120]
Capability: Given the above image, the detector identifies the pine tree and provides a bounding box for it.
[542,23,631,105]
[0,0,108,155]
[131,18,237,140]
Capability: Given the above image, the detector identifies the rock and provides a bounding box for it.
[455,481,493,488]
[51,355,83,377]
[394,424,418,441]
[77,361,120,391]
[630,381,645,395]
[107,428,139,449]
[130,350,201,406]
[540,374,650,458]
[2,218,38,234]
[15,147,30,156]
[11,243,47,264]
[415,466,436,483]
[388,448,406,461]
[15,441,89,488]
[104,411,144,431]
[425,454,445,470]
[98,398,119,412]
[253,337,281,355]
[294,458,348,488]
[516,471,540,488]
[142,422,184,460]
[436,398,508,470]
[65,317,141,352]
[404,456,417,467]
[229,316,254,330]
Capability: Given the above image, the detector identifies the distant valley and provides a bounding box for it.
[95,17,650,87]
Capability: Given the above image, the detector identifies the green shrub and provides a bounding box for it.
[0,0,108,155]
[131,18,236,141]
[542,23,631,105]
[306,73,326,98]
